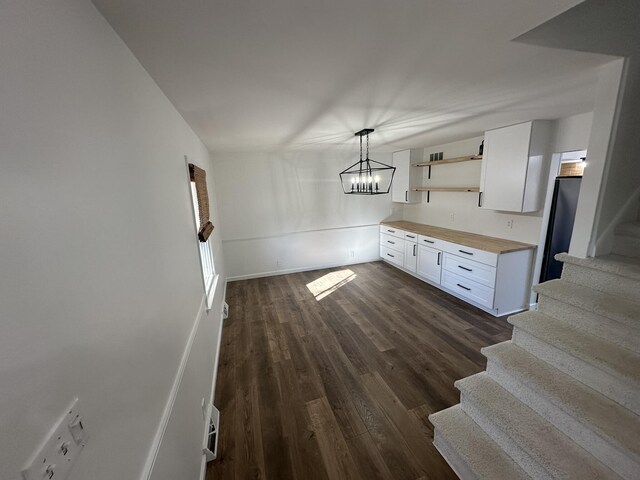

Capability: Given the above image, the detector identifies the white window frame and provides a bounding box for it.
[190,179,218,309]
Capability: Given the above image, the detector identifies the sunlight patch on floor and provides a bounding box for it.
[306,269,356,301]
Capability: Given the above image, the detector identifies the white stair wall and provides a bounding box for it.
[429,223,640,479]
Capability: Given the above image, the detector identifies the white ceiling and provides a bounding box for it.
[92,0,614,152]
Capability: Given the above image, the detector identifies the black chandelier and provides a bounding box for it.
[339,128,396,195]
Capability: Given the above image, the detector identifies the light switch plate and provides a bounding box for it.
[22,398,87,480]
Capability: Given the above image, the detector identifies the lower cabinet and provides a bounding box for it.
[417,245,442,284]
[404,239,418,273]
[380,224,535,317]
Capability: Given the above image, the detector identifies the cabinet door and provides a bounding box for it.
[392,150,410,203]
[481,122,531,212]
[417,245,442,284]
[404,241,417,272]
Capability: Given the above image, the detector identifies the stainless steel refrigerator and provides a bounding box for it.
[540,176,582,283]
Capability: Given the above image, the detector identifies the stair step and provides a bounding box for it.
[612,234,640,258]
[483,341,640,479]
[556,253,640,303]
[534,279,640,352]
[615,222,640,239]
[509,310,640,415]
[456,373,619,480]
[429,405,530,480]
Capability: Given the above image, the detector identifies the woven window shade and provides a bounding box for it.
[189,163,214,242]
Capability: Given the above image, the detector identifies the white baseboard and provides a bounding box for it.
[142,295,206,480]
[226,257,381,282]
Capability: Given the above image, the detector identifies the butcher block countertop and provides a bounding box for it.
[381,220,535,254]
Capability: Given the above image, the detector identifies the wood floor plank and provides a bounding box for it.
[209,261,512,480]
[345,432,395,480]
[306,396,361,480]
[306,335,368,439]
[273,360,330,480]
[361,371,455,478]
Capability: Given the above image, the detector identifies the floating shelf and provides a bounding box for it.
[415,155,482,179]
[413,186,481,204]
[414,186,480,192]
[415,155,482,167]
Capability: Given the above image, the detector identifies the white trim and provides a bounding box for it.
[226,257,380,282]
[141,295,207,480]
[210,279,228,399]
[221,223,379,243]
[206,274,219,311]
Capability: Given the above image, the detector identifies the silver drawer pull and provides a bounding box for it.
[457,283,471,291]
[387,240,395,244]
[387,229,395,233]
[406,235,415,239]
[458,265,473,272]
[423,239,435,244]
[387,253,394,258]
[458,249,473,256]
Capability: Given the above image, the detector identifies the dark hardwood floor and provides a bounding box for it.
[207,261,512,480]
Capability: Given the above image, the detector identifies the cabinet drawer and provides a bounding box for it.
[418,234,443,249]
[442,253,497,288]
[380,245,404,267]
[440,241,498,267]
[441,270,495,309]
[380,233,404,252]
[404,232,418,243]
[380,225,405,239]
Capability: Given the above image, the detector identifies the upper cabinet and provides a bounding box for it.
[480,121,552,212]
[392,149,423,203]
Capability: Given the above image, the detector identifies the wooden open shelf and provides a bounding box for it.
[413,186,480,192]
[413,186,481,204]
[415,155,482,167]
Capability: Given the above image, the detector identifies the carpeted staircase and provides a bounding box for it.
[429,216,640,479]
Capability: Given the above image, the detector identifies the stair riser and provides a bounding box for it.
[486,359,639,479]
[537,295,640,353]
[459,393,554,480]
[612,235,640,258]
[512,327,640,415]
[561,263,640,303]
[432,430,477,480]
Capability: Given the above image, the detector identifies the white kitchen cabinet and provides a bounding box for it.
[391,149,422,203]
[480,120,552,212]
[417,244,442,284]
[404,237,418,272]
[380,221,535,317]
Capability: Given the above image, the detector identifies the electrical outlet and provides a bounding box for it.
[22,399,87,480]
[449,213,455,222]
[507,219,514,229]
[349,250,355,258]
[276,260,282,267]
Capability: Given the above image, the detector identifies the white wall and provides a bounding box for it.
[0,1,225,479]
[403,113,594,247]
[590,55,640,255]
[570,59,625,257]
[553,112,593,153]
[403,136,544,244]
[213,150,401,279]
